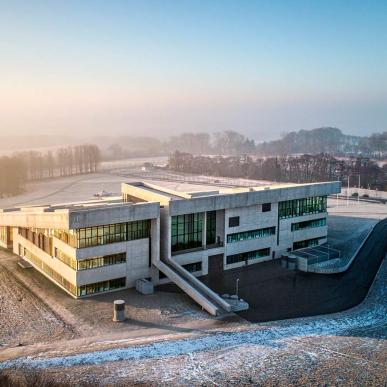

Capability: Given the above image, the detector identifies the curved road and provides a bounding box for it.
[194,219,387,322]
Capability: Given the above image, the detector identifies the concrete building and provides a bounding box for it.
[0,180,340,314]
[0,198,159,298]
[122,181,340,284]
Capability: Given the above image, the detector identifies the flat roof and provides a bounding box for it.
[122,180,341,216]
[123,181,337,201]
[0,196,129,214]
[0,195,160,229]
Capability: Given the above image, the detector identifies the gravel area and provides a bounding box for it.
[0,260,75,348]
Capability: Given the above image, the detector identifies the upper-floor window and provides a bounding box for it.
[76,220,150,248]
[278,196,327,219]
[228,216,240,228]
[227,226,275,243]
[291,218,326,231]
[171,213,203,252]
[262,203,271,212]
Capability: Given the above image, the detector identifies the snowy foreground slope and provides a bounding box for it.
[1,257,386,385]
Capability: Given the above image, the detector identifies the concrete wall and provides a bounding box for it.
[69,202,159,229]
[169,182,341,216]
[13,219,156,296]
[277,212,328,255]
[13,232,77,287]
[0,202,159,231]
[223,204,277,268]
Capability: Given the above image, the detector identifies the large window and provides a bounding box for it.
[227,226,275,243]
[279,196,327,219]
[78,253,126,270]
[226,247,270,265]
[291,218,326,232]
[171,213,203,252]
[78,277,126,296]
[19,227,52,254]
[76,220,150,248]
[20,245,77,296]
[19,245,126,297]
[54,248,126,270]
[206,211,216,245]
[182,261,202,273]
[293,237,324,250]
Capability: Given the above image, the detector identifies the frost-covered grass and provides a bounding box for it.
[1,257,385,371]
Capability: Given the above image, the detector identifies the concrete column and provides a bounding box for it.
[202,211,207,248]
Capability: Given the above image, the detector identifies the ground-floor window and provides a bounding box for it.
[293,237,323,250]
[77,277,126,297]
[226,247,271,265]
[182,261,202,273]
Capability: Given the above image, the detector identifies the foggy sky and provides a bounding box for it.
[1,0,386,140]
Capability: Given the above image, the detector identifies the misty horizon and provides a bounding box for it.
[1,1,386,139]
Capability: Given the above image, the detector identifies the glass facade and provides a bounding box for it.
[206,211,216,245]
[226,247,270,265]
[19,227,52,254]
[227,226,275,243]
[293,237,323,250]
[54,248,126,270]
[78,277,126,296]
[53,229,77,248]
[76,220,150,248]
[78,253,126,270]
[182,261,202,273]
[54,248,77,269]
[20,245,77,296]
[21,220,151,249]
[278,196,327,219]
[0,226,9,244]
[171,213,203,252]
[19,245,126,297]
[291,218,326,232]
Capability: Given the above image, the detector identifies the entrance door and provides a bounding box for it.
[208,254,224,276]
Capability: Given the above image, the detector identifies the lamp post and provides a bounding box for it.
[236,278,240,299]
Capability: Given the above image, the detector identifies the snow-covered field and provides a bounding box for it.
[1,256,386,385]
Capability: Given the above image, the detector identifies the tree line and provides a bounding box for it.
[257,127,387,159]
[168,152,387,191]
[0,144,101,198]
[104,130,256,159]
[103,128,387,160]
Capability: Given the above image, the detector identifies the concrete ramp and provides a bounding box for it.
[155,260,220,315]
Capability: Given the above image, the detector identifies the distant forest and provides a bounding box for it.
[1,127,386,160]
[0,145,100,198]
[168,152,387,191]
[102,127,387,160]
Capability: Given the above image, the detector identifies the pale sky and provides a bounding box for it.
[1,0,386,140]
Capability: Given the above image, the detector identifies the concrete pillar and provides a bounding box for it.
[202,211,207,248]
[113,300,126,322]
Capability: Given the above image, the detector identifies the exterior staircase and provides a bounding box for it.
[154,259,232,316]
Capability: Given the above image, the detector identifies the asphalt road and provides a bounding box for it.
[160,219,387,323]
